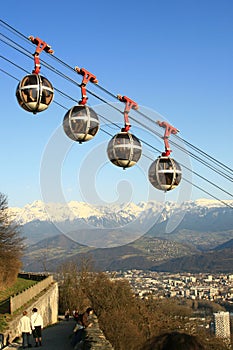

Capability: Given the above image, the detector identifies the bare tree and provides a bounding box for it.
[0,193,24,290]
[58,258,93,314]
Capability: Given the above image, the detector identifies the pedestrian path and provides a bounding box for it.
[5,318,76,350]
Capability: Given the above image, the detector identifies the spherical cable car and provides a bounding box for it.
[63,105,99,143]
[148,121,182,191]
[16,74,54,114]
[16,36,54,114]
[107,131,142,169]
[148,156,182,191]
[107,95,142,169]
[62,67,100,143]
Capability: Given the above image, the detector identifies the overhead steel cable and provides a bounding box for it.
[135,108,233,177]
[0,67,19,81]
[2,32,232,186]
[98,112,233,199]
[1,38,233,185]
[1,30,233,192]
[130,104,233,179]
[0,33,128,117]
[0,19,29,43]
[122,111,233,182]
[0,54,29,75]
[1,53,233,197]
[176,134,233,175]
[1,18,232,180]
[181,178,233,209]
[1,27,232,179]
[0,66,232,209]
[0,33,33,60]
[0,39,233,186]
[158,135,233,182]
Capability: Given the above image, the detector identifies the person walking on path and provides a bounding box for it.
[30,308,43,347]
[5,318,75,350]
[18,310,32,349]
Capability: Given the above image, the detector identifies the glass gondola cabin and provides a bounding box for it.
[107,132,142,169]
[63,105,99,143]
[16,74,54,114]
[148,156,182,191]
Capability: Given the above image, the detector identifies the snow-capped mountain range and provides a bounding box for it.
[9,199,233,248]
[9,198,232,225]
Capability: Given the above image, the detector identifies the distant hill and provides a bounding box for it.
[213,239,233,251]
[151,247,233,273]
[147,206,233,250]
[22,234,90,271]
[21,220,62,245]
[22,234,233,273]
[22,234,197,272]
[18,199,233,273]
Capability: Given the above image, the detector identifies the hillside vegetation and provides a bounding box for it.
[22,233,233,273]
[0,193,24,290]
[152,247,233,273]
[58,260,229,350]
[22,234,197,272]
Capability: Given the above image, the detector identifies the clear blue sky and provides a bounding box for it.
[0,0,232,207]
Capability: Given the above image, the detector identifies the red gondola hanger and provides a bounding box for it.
[62,66,100,143]
[117,95,139,132]
[75,66,98,105]
[28,36,54,74]
[156,120,179,156]
[107,94,142,169]
[148,121,182,191]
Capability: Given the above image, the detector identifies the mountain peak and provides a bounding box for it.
[8,199,233,227]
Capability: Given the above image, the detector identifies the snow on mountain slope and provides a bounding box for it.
[8,199,233,226]
[9,198,232,248]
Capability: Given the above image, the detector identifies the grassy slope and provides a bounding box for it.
[0,277,38,332]
[0,277,37,302]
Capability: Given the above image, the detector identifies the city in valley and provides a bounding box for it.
[109,270,233,302]
[109,270,233,344]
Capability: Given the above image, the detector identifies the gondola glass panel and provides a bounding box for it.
[16,74,54,113]
[148,157,182,191]
[63,105,99,142]
[107,132,142,169]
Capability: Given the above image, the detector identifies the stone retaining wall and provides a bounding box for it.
[10,275,54,314]
[2,281,58,346]
[0,274,53,314]
[81,314,114,350]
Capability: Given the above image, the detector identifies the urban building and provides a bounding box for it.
[214,311,231,342]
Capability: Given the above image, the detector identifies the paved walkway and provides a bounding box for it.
[5,319,76,350]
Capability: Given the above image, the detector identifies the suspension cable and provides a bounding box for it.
[0,31,232,207]
[1,18,232,178]
[1,60,232,203]
[1,29,232,182]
